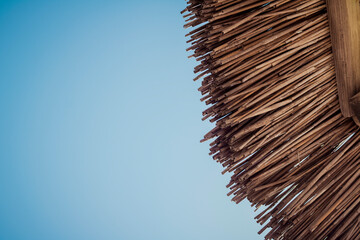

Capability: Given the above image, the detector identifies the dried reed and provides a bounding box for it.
[183,0,360,239]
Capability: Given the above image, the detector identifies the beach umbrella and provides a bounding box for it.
[182,0,360,239]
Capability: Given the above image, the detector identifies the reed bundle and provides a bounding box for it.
[182,0,360,239]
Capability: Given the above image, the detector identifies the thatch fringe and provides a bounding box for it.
[183,0,360,239]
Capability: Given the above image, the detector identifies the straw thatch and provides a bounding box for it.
[183,0,360,239]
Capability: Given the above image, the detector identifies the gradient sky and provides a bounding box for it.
[0,1,264,239]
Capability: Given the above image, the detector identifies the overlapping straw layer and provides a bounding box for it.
[182,0,360,239]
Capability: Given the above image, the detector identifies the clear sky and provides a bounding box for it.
[0,1,263,239]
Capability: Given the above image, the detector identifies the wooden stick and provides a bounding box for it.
[326,0,360,118]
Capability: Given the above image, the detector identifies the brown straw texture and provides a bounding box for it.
[182,0,360,239]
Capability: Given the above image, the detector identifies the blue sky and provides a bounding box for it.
[0,1,263,239]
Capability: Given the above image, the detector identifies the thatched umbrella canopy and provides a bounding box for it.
[183,0,360,239]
